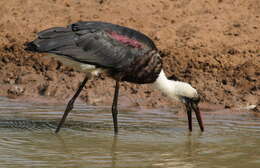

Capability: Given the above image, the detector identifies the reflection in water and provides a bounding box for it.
[0,97,260,168]
[111,135,118,168]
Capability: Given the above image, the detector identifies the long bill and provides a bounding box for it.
[185,102,204,132]
[185,103,193,132]
[191,102,204,132]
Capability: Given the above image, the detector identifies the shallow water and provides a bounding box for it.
[0,97,259,168]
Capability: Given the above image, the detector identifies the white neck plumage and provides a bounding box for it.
[153,70,198,102]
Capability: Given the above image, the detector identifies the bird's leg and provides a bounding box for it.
[112,81,120,134]
[55,74,89,133]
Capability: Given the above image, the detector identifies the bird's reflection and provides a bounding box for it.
[111,135,118,168]
[54,132,71,154]
[54,130,119,168]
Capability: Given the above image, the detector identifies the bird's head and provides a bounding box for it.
[168,81,204,132]
[182,93,204,132]
[154,70,204,132]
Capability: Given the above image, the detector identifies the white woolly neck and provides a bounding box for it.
[153,70,198,101]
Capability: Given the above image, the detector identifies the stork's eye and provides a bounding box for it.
[191,95,200,104]
[182,96,200,104]
[182,97,192,104]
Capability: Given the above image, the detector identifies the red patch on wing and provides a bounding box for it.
[108,31,143,48]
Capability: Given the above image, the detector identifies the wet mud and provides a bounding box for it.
[0,0,259,111]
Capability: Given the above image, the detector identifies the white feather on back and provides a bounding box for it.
[45,54,102,76]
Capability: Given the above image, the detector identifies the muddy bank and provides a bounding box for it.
[0,0,259,111]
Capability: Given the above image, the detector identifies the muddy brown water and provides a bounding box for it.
[0,97,259,168]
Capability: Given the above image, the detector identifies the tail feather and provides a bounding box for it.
[38,27,72,39]
[24,41,40,52]
[25,27,75,52]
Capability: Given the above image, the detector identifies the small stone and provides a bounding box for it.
[233,23,241,27]
[8,85,25,96]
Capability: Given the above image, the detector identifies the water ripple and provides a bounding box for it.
[0,97,260,168]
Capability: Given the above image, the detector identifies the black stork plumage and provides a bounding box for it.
[25,21,204,133]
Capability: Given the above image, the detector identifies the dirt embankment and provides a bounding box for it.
[0,0,259,111]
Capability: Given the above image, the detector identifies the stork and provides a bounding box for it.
[25,21,204,133]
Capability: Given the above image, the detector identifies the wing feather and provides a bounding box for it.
[27,21,154,70]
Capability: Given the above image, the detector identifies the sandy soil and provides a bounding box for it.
[0,0,259,111]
